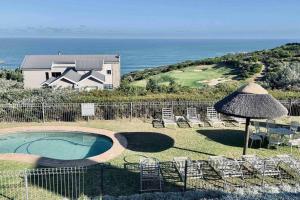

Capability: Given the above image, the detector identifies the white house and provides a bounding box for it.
[20,54,120,90]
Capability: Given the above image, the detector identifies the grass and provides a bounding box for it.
[131,64,237,88]
[0,117,299,167]
[0,118,299,198]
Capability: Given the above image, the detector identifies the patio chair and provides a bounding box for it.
[253,121,267,143]
[249,129,263,148]
[290,121,299,135]
[208,156,244,189]
[266,119,276,135]
[268,133,283,149]
[206,107,225,127]
[287,138,300,153]
[242,155,282,186]
[162,108,176,127]
[275,154,300,176]
[185,107,204,127]
[140,157,162,192]
[173,157,203,181]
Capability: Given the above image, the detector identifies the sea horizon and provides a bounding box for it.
[0,38,299,74]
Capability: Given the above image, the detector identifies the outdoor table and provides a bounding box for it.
[269,127,294,136]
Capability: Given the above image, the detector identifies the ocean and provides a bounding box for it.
[0,38,298,74]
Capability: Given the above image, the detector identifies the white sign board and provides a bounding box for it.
[81,103,95,116]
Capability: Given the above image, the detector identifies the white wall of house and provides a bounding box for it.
[51,78,74,88]
[23,70,50,89]
[78,77,104,90]
[102,64,112,84]
[111,63,120,88]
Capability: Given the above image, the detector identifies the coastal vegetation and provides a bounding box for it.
[123,43,300,90]
[0,43,300,104]
[0,68,23,82]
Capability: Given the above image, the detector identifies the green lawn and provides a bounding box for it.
[0,119,299,198]
[131,64,237,88]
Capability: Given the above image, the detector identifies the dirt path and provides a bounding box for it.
[248,62,266,82]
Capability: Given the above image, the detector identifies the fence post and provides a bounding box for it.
[42,102,45,123]
[289,99,292,116]
[171,101,174,111]
[130,102,133,121]
[184,160,188,192]
[100,166,104,199]
[24,170,29,200]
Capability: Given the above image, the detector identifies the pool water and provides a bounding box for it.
[0,131,113,160]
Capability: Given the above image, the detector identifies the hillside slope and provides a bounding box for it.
[123,43,300,90]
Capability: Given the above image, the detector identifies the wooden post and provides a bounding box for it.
[243,118,251,155]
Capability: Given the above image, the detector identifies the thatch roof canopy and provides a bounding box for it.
[214,83,288,119]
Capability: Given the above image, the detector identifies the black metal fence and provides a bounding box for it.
[0,100,299,123]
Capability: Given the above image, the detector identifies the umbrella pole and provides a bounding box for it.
[243,118,251,155]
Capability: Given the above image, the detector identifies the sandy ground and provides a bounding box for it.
[199,78,228,86]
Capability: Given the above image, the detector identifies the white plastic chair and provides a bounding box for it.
[268,133,283,149]
[290,121,299,134]
[266,119,276,135]
[253,121,267,143]
[249,129,263,148]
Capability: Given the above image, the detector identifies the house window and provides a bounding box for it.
[45,72,49,80]
[52,72,61,77]
[104,84,113,90]
[106,70,112,75]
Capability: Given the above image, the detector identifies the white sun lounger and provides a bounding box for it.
[274,154,300,176]
[208,156,244,188]
[242,155,282,186]
[173,157,203,181]
[206,107,225,127]
[140,157,162,192]
[162,108,177,127]
[185,107,204,127]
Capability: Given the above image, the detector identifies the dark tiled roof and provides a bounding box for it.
[21,55,120,70]
[43,69,106,86]
[80,70,105,82]
[41,77,57,85]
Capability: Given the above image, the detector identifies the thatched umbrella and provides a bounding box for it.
[214,83,288,155]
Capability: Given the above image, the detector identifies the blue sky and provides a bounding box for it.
[0,0,299,38]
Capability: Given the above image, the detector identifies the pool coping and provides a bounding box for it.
[0,126,127,167]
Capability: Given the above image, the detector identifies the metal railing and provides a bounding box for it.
[0,100,299,123]
[0,166,103,200]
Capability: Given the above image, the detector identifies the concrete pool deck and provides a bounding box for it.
[0,126,127,167]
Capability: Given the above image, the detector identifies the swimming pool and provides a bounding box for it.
[0,131,113,160]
